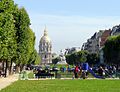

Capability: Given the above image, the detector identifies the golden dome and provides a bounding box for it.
[40,27,51,43]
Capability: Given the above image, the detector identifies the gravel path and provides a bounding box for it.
[0,74,18,90]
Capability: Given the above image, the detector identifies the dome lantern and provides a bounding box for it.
[44,26,48,36]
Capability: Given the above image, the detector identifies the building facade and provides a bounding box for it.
[81,32,101,54]
[81,29,111,54]
[39,27,52,65]
[111,24,120,36]
[99,29,111,47]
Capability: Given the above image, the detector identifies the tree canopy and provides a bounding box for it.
[103,35,120,65]
[65,50,88,65]
[0,0,37,74]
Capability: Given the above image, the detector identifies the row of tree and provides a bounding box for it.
[65,50,99,65]
[103,35,120,65]
[52,50,99,65]
[0,0,40,76]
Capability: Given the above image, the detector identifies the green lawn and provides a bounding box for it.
[0,79,120,92]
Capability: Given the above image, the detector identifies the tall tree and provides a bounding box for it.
[0,0,36,74]
[0,13,17,76]
[103,35,120,65]
[15,8,35,72]
[0,0,17,76]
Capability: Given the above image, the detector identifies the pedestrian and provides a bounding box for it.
[74,65,79,78]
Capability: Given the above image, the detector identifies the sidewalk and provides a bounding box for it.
[0,74,18,90]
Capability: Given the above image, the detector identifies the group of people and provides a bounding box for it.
[33,68,54,79]
[73,63,118,79]
[73,65,87,79]
[31,64,118,79]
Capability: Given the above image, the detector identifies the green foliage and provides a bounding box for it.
[15,7,35,65]
[29,50,41,65]
[0,0,15,14]
[34,53,41,65]
[77,50,88,63]
[0,12,17,61]
[65,54,74,65]
[28,72,34,78]
[16,8,29,63]
[86,53,99,65]
[103,35,120,64]
[52,57,60,64]
[66,50,99,65]
[65,50,88,65]
[0,0,36,73]
[28,50,37,64]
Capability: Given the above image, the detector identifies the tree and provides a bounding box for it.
[86,53,99,65]
[77,50,88,64]
[0,0,15,14]
[34,53,41,65]
[65,53,76,65]
[14,8,35,72]
[103,35,120,65]
[0,0,17,76]
[28,49,41,65]
[0,0,36,75]
[0,13,17,76]
[52,57,60,65]
[65,50,88,65]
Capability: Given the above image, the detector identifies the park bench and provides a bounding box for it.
[36,73,54,79]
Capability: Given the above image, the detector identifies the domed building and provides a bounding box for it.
[39,27,52,65]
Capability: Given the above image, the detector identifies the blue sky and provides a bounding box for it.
[14,0,120,53]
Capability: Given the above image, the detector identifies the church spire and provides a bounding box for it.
[44,25,48,36]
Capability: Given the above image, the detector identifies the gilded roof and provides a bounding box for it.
[40,27,51,43]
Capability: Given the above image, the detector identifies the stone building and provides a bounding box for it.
[39,27,52,65]
[99,29,111,63]
[81,29,111,54]
[81,32,101,54]
[111,24,120,36]
[99,29,111,47]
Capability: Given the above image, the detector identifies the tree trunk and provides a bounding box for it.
[20,64,24,72]
[16,64,20,73]
[9,60,13,75]
[2,61,4,72]
[4,60,8,77]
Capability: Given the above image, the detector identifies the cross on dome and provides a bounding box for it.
[44,25,48,36]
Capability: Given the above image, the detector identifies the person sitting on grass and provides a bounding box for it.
[98,66,104,77]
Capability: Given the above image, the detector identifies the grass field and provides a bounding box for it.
[0,79,120,92]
